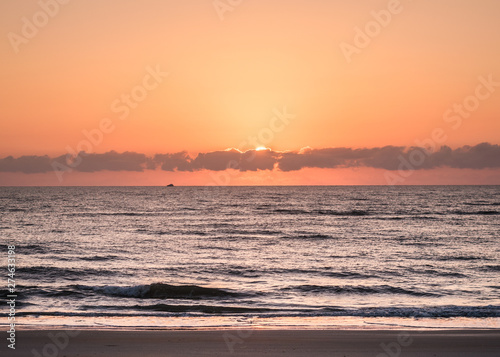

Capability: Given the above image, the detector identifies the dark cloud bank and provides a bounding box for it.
[1,143,499,174]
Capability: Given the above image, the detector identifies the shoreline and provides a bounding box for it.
[5,329,500,356]
[4,315,499,331]
[9,324,500,332]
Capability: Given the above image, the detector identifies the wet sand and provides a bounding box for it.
[7,329,500,356]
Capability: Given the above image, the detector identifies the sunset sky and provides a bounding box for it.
[1,0,499,185]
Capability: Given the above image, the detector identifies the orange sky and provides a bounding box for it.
[1,0,499,185]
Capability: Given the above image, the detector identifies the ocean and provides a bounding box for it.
[1,186,499,329]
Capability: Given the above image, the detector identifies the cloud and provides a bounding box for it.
[154,152,193,171]
[73,151,150,172]
[0,155,53,173]
[0,151,150,173]
[191,149,242,171]
[1,143,499,174]
[153,149,279,172]
[277,143,500,171]
[447,143,500,169]
[278,147,375,171]
[190,149,278,171]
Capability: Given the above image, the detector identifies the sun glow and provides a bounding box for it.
[255,146,268,151]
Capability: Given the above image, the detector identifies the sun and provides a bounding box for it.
[255,146,269,151]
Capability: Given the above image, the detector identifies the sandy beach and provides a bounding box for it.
[6,329,500,356]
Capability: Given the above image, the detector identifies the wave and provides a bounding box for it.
[314,209,370,216]
[451,210,499,215]
[16,305,500,318]
[37,289,86,298]
[275,207,498,218]
[273,209,370,216]
[475,210,500,215]
[79,255,119,261]
[222,269,261,278]
[407,268,467,278]
[374,215,440,220]
[20,244,47,254]
[408,216,440,220]
[197,245,237,251]
[64,212,162,217]
[209,229,280,237]
[370,210,499,218]
[479,265,500,272]
[319,305,500,318]
[18,266,119,277]
[91,283,242,299]
[435,255,488,261]
[0,285,83,299]
[1,208,27,212]
[22,283,244,300]
[321,271,377,279]
[283,284,439,297]
[135,303,272,313]
[139,229,208,236]
[464,202,500,206]
[283,234,332,240]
